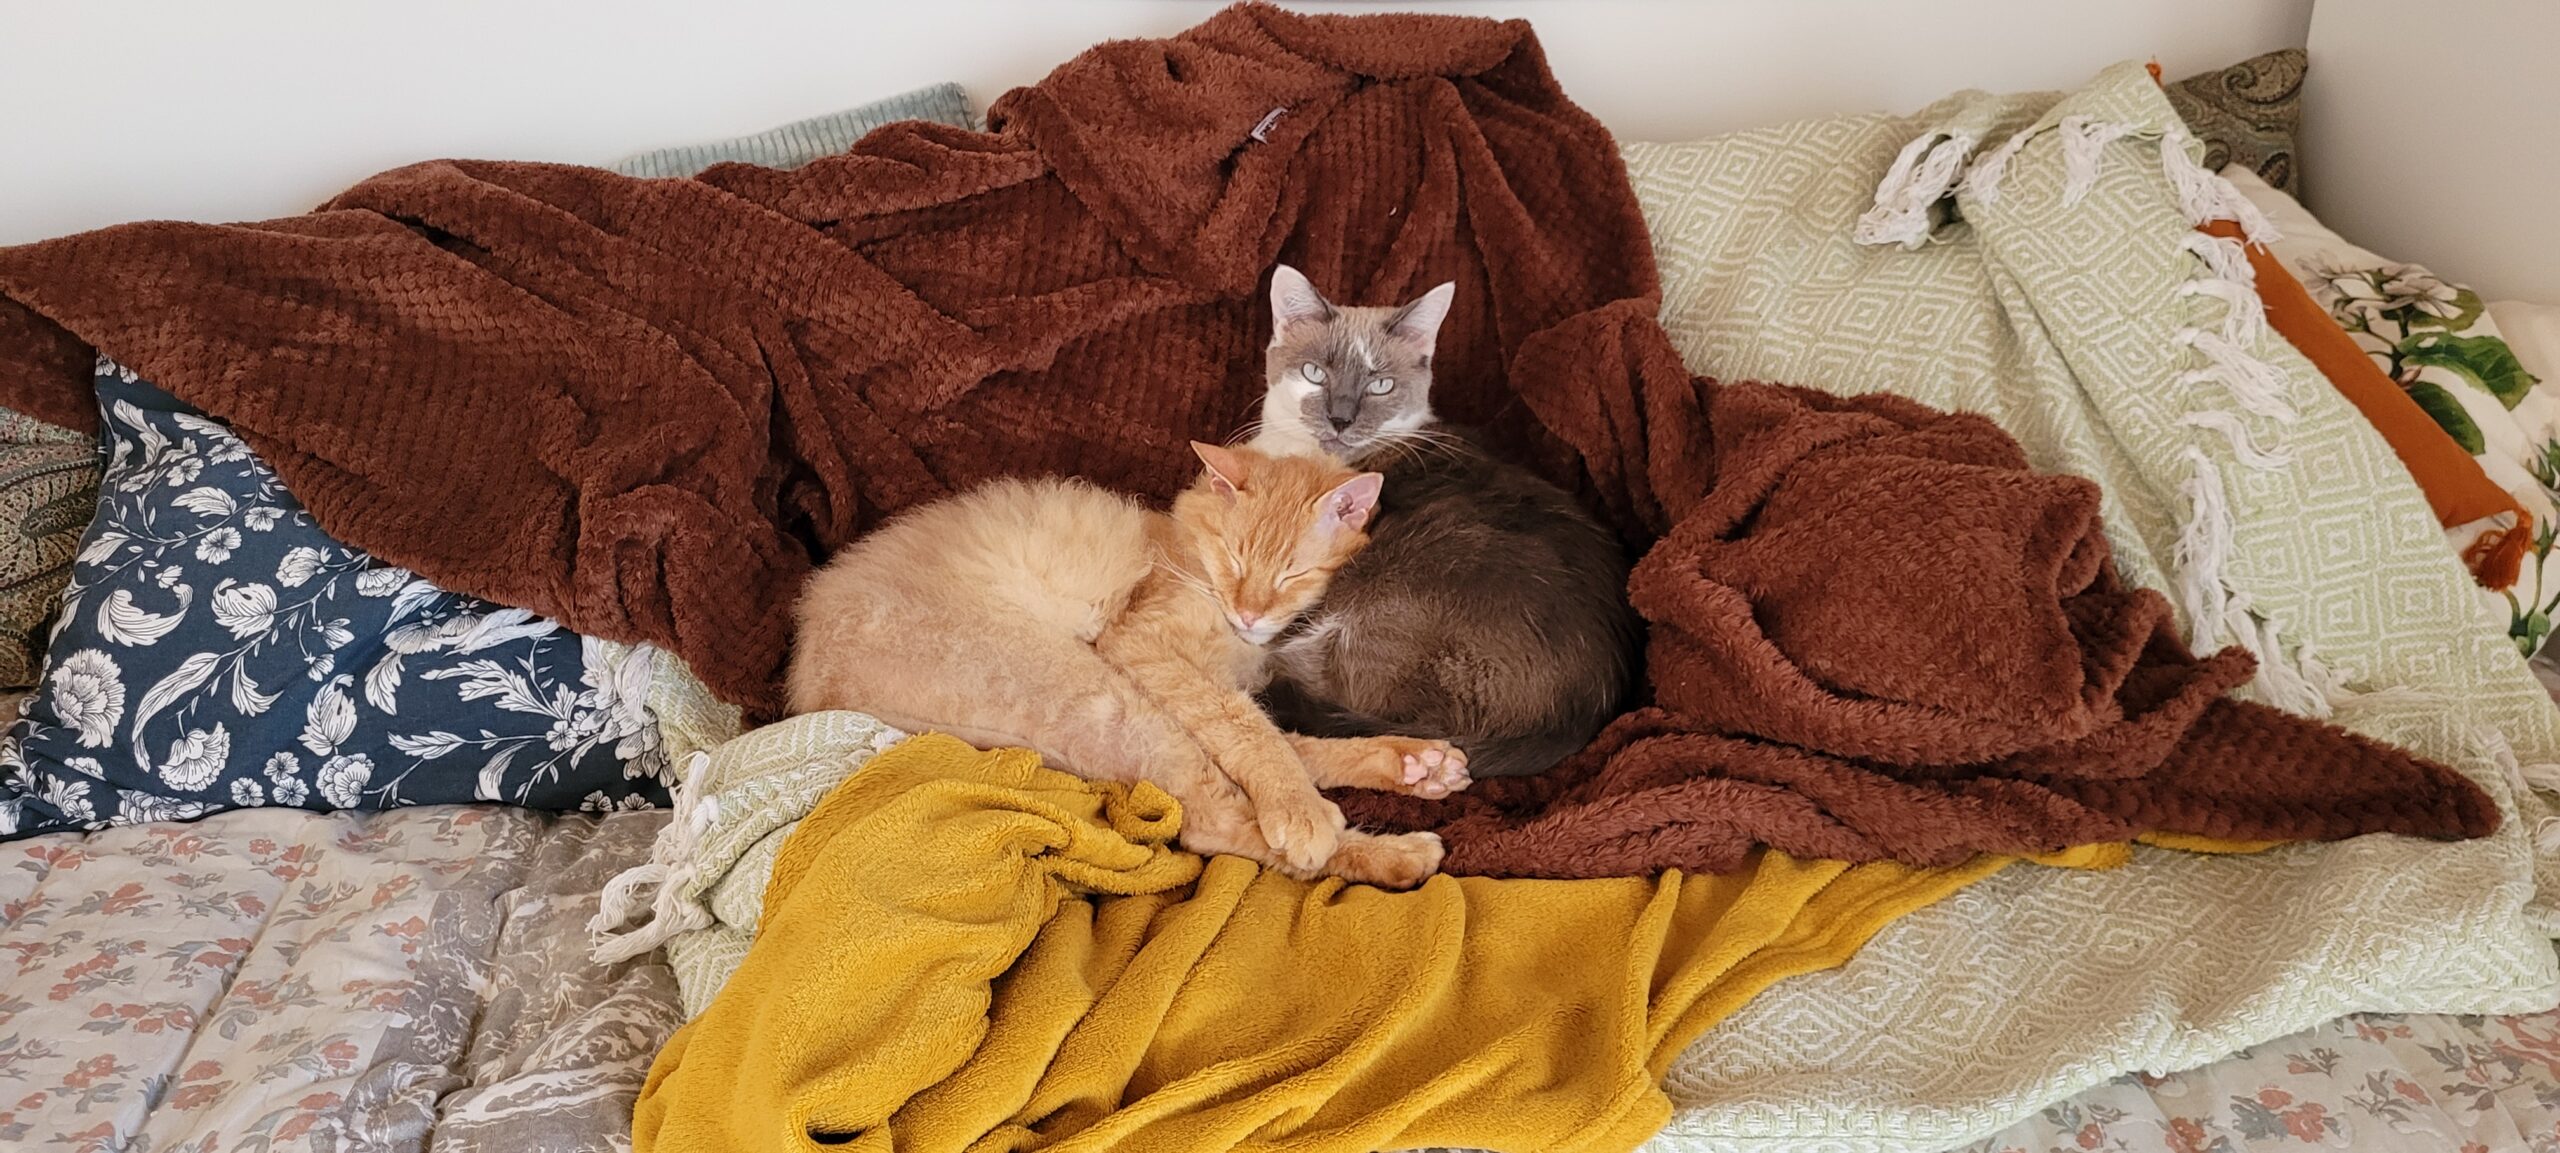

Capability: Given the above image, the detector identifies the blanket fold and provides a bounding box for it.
[0,3,2497,873]
[630,732,2011,1153]
[1333,302,2496,875]
[0,2,1650,719]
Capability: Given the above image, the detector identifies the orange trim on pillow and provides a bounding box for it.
[2201,219,2532,589]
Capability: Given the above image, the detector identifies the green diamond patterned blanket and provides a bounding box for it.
[1619,62,2560,1152]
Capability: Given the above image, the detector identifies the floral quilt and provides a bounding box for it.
[0,804,677,1152]
[1963,1009,2560,1153]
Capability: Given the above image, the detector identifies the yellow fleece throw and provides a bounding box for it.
[631,732,2060,1153]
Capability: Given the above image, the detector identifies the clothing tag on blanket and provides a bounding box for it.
[1251,107,1287,143]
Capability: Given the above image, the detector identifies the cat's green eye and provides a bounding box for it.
[1302,362,1326,384]
[1365,377,1394,395]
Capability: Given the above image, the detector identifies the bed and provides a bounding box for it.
[4,6,2559,1153]
[5,804,2557,1152]
[0,806,678,1151]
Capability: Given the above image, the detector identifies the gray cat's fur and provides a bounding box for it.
[1248,266,1638,777]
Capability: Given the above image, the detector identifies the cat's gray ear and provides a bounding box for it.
[1270,265,1335,345]
[1191,440,1248,502]
[1319,471,1384,534]
[1386,282,1455,355]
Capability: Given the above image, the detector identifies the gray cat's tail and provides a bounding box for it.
[1450,728,1593,779]
[1259,682,1588,780]
[1256,679,1388,742]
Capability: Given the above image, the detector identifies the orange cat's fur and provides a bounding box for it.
[786,442,1464,888]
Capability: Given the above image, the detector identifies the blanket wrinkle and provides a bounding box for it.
[630,732,2011,1153]
[1329,300,2497,876]
[0,3,1648,719]
[0,6,2494,874]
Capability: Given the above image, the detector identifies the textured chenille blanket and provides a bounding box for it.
[0,4,2495,871]
[0,3,1650,720]
[1329,314,2496,874]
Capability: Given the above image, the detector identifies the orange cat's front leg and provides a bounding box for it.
[1286,734,1472,799]
[1201,694,1346,872]
[1161,768,1319,880]
[1326,829,1445,889]
[1096,627,1345,873]
[1170,772,1441,890]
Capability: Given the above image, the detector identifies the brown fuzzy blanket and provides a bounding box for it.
[0,4,1651,717]
[0,4,2497,873]
[1328,301,2498,874]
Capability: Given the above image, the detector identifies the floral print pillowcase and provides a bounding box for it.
[2226,168,2560,660]
[0,361,673,839]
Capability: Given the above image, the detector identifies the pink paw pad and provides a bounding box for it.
[1401,746,1470,798]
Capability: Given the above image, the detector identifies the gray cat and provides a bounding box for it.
[1247,266,1638,778]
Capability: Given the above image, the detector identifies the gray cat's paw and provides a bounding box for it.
[1399,742,1471,798]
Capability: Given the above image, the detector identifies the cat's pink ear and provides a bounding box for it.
[1191,441,1248,501]
[1270,265,1335,344]
[1386,281,1455,354]
[1319,471,1384,534]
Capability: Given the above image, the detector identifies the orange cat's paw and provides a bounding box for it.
[1328,830,1444,890]
[1257,792,1345,873]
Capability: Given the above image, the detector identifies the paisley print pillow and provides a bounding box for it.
[2165,48,2305,195]
[0,409,98,689]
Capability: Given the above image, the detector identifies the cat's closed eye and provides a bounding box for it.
[1365,377,1394,395]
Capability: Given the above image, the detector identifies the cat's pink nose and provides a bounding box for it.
[1234,611,1262,629]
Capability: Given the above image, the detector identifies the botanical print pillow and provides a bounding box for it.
[2226,167,2560,657]
[2490,301,2560,698]
[2307,268,2549,485]
[2490,299,2560,407]
[0,361,673,839]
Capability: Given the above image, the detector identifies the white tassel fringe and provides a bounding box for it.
[2480,724,2560,795]
[2177,278,2270,347]
[2173,448,2236,649]
[1856,133,1977,248]
[2058,116,2135,207]
[589,749,722,964]
[2160,126,2280,243]
[1938,106,2340,715]
[2220,593,2340,717]
[1963,128,2035,205]
[2475,725,2560,859]
[2176,328,2300,424]
[2181,410,2294,469]
[2179,232,2256,287]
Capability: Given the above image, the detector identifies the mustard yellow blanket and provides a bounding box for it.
[632,733,2043,1153]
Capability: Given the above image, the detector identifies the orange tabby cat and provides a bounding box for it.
[786,442,1463,888]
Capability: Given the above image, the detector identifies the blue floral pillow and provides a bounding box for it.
[0,360,671,838]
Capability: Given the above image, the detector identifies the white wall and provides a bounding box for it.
[1,0,2311,247]
[2302,2,2560,304]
